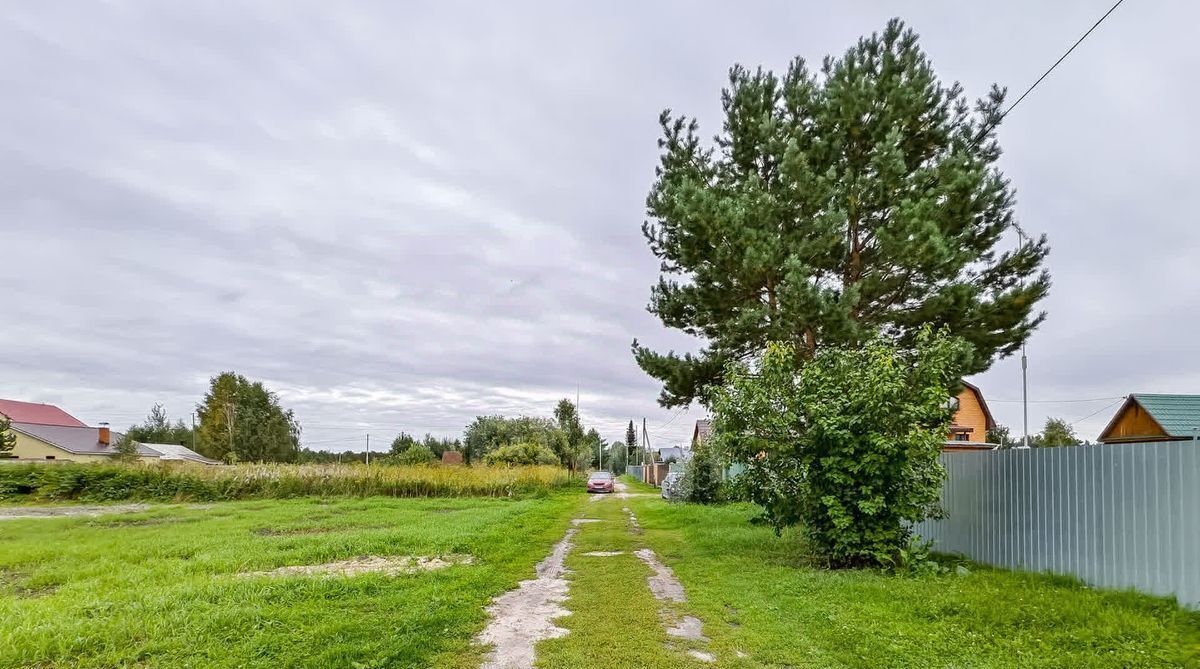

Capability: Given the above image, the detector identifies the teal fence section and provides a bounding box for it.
[912,441,1200,609]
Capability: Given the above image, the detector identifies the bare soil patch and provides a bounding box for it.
[241,554,474,578]
[580,551,624,557]
[477,528,578,669]
[0,504,152,520]
[634,548,686,602]
[569,518,602,526]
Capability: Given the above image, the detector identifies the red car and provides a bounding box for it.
[586,471,614,493]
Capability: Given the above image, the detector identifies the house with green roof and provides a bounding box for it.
[1097,394,1200,444]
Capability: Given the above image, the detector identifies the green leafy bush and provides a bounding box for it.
[680,441,722,504]
[710,328,966,567]
[393,444,436,466]
[484,442,559,466]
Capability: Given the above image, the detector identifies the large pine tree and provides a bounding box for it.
[633,19,1050,408]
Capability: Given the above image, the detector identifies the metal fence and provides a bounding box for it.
[912,440,1200,608]
[626,464,643,482]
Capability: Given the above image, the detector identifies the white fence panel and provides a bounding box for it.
[913,440,1200,608]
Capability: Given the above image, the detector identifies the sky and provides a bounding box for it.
[2,1,1197,451]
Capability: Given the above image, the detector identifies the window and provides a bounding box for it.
[946,396,960,411]
[44,455,56,460]
[955,433,969,441]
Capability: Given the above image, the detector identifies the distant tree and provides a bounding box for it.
[484,442,559,466]
[553,400,592,472]
[126,403,193,446]
[606,440,628,474]
[1034,417,1077,448]
[632,19,1049,409]
[421,433,461,458]
[987,424,1019,449]
[113,432,141,462]
[625,421,637,460]
[390,432,417,455]
[0,415,16,456]
[681,438,722,504]
[463,415,559,465]
[394,443,437,466]
[195,372,300,463]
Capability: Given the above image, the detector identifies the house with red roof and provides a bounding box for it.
[1,399,217,464]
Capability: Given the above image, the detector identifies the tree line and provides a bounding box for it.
[120,373,615,467]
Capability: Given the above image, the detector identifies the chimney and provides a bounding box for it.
[98,422,111,446]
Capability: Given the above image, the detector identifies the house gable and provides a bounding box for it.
[1096,395,1197,443]
[946,382,995,447]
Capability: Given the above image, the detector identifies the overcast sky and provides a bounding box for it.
[2,1,1197,450]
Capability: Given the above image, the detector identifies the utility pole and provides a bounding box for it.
[365,433,370,465]
[191,413,197,453]
[1015,224,1031,449]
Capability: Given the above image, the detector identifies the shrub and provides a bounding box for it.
[484,442,559,466]
[710,328,966,567]
[0,462,576,502]
[394,444,436,466]
[680,442,722,504]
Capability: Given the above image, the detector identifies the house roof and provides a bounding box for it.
[692,419,711,445]
[656,446,685,461]
[139,443,221,465]
[0,399,87,427]
[9,423,159,457]
[1100,394,1200,440]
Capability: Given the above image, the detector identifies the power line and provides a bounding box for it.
[988,396,1123,404]
[998,0,1126,123]
[1069,397,1126,427]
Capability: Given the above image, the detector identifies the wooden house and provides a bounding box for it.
[944,382,997,451]
[1098,394,1200,444]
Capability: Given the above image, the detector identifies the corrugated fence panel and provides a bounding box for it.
[915,441,1200,609]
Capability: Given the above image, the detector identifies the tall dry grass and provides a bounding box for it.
[0,461,578,502]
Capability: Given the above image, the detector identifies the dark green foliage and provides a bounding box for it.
[484,442,559,466]
[625,420,637,460]
[0,415,15,455]
[393,444,436,465]
[463,415,560,465]
[1034,417,1077,448]
[113,433,141,462]
[390,431,417,454]
[195,372,300,463]
[633,19,1049,408]
[987,424,1019,449]
[681,441,722,504]
[604,440,628,474]
[124,403,193,447]
[711,328,966,567]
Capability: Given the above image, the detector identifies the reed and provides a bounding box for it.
[0,461,578,501]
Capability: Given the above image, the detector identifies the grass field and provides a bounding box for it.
[2,485,1197,668]
[0,496,578,668]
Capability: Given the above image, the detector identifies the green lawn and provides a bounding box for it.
[2,490,1197,668]
[552,491,1199,668]
[0,496,580,668]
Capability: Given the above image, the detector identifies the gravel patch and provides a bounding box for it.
[0,504,152,520]
[688,649,717,663]
[477,528,578,669]
[570,518,602,526]
[241,554,473,578]
[580,551,624,557]
[633,549,686,602]
[666,616,708,642]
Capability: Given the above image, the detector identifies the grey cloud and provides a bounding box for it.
[2,1,1197,449]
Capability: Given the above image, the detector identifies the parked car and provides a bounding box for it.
[661,472,684,501]
[586,471,614,493]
